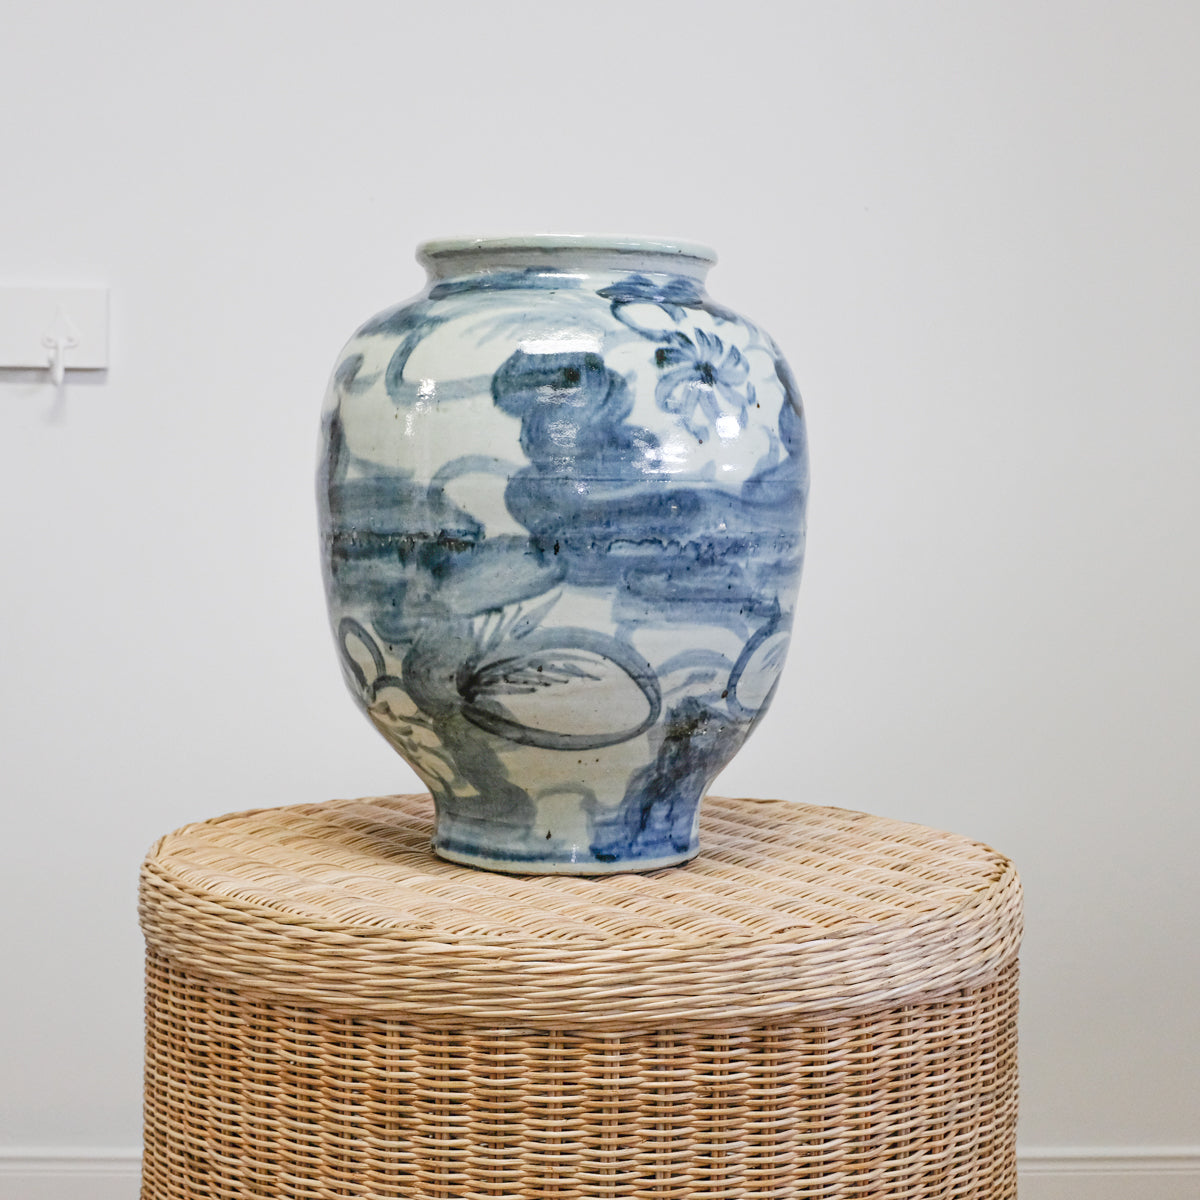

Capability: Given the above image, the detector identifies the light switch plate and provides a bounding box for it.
[0,287,109,371]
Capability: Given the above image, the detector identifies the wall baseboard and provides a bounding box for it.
[1,1146,1197,1199]
[1016,1147,1200,1200]
[0,1149,142,1200]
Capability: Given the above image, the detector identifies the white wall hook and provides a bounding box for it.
[43,332,78,388]
[0,287,108,376]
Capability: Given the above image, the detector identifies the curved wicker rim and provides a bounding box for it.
[139,794,1022,1028]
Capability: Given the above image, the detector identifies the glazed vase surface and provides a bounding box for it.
[318,236,809,873]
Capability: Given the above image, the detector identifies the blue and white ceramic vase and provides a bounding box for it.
[318,236,809,874]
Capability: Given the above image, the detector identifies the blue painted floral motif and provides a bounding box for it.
[597,272,706,318]
[318,248,809,873]
[653,329,755,441]
[597,271,741,330]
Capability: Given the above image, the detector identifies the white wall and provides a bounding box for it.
[2,0,1197,1184]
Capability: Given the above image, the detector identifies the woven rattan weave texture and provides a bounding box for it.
[140,794,1021,1199]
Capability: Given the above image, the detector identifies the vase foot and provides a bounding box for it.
[432,840,698,876]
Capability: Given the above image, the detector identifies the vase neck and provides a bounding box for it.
[417,235,717,283]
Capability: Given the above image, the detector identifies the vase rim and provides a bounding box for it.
[417,234,718,274]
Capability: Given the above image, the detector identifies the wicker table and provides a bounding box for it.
[139,794,1021,1199]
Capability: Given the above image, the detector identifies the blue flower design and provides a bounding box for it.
[596,272,705,320]
[654,329,755,439]
[597,272,742,337]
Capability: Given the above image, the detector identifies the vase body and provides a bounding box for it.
[318,236,809,873]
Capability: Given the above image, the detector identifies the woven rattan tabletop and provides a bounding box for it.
[139,794,1021,1028]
